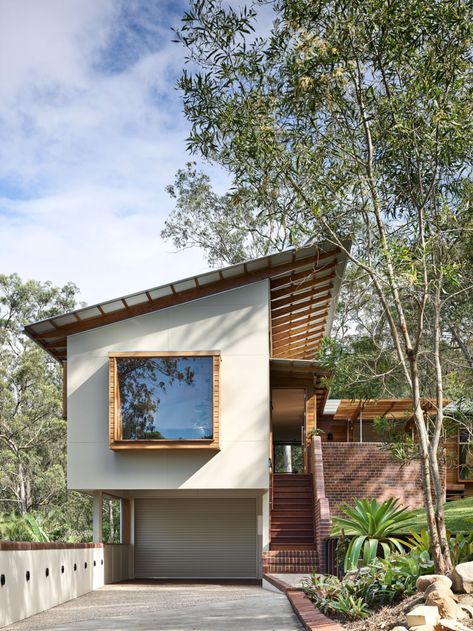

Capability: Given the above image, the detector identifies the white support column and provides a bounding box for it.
[128,498,135,579]
[261,490,270,552]
[92,490,103,543]
[119,499,124,544]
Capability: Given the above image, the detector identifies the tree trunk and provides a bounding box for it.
[451,327,473,379]
[430,448,452,574]
[108,499,114,543]
[410,359,451,573]
[283,445,292,473]
[17,459,27,516]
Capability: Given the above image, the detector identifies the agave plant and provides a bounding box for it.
[332,498,416,571]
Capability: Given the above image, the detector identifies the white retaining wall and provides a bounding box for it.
[0,543,129,628]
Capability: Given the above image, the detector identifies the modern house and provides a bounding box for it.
[24,243,469,582]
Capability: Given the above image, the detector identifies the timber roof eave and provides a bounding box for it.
[25,241,351,362]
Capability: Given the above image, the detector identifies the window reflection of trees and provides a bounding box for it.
[459,430,473,481]
[117,357,212,440]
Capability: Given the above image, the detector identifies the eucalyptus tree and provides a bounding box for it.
[0,274,78,515]
[169,0,473,573]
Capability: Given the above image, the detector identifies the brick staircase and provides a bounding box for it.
[262,549,318,573]
[271,473,315,549]
[264,473,317,573]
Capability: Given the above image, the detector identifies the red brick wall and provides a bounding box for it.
[321,442,429,515]
[309,437,332,573]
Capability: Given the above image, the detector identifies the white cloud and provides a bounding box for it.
[0,0,219,305]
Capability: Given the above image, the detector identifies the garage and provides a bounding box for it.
[134,497,258,578]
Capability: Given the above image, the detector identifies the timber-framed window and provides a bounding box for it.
[109,352,220,450]
[459,429,473,482]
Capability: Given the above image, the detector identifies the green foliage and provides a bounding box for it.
[163,162,280,266]
[329,593,370,621]
[0,274,94,543]
[373,416,420,462]
[274,444,304,473]
[0,274,78,516]
[405,497,473,534]
[0,512,49,542]
[407,528,473,566]
[169,0,472,572]
[102,497,121,544]
[332,498,417,571]
[303,550,433,620]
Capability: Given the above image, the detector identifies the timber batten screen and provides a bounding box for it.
[109,352,220,450]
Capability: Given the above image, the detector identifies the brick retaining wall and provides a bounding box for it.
[321,442,429,514]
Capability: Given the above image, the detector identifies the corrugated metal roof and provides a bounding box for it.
[25,241,349,362]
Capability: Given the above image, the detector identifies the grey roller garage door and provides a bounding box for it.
[134,497,257,578]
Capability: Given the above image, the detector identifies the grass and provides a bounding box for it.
[400,496,473,533]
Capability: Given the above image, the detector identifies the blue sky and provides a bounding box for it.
[0,0,240,304]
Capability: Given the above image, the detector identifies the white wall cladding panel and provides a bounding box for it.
[67,282,271,490]
[134,498,257,578]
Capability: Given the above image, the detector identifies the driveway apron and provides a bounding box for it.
[4,582,304,631]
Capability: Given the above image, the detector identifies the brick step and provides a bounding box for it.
[268,544,316,551]
[271,526,314,534]
[272,491,311,496]
[271,517,314,525]
[273,477,312,484]
[271,508,313,515]
[271,515,314,528]
[265,551,316,558]
[273,493,312,506]
[271,538,315,546]
[273,480,312,490]
[263,565,316,573]
[263,548,317,572]
[273,474,312,479]
[273,497,312,504]
[272,501,312,509]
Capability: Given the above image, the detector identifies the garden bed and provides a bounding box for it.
[341,594,421,630]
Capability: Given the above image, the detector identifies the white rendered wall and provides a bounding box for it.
[0,546,104,628]
[67,281,271,491]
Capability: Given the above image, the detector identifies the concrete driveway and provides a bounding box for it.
[4,581,303,631]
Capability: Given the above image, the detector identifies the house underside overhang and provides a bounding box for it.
[270,358,330,416]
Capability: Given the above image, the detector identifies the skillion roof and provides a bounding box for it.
[25,242,349,362]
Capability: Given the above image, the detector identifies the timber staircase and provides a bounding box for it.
[263,473,317,573]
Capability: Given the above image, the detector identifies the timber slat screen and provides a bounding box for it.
[270,252,340,360]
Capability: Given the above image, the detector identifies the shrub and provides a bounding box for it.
[0,512,49,542]
[332,497,417,571]
[302,549,433,621]
[407,528,473,566]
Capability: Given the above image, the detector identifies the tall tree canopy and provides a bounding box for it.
[0,274,91,541]
[167,0,473,573]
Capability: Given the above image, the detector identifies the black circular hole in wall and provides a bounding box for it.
[101,560,103,566]
[45,568,49,578]
[1,574,5,587]
[93,560,96,567]
[84,562,87,569]
[26,570,30,582]
[74,563,77,571]
[61,565,65,574]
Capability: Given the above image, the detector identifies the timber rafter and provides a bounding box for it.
[25,243,349,362]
